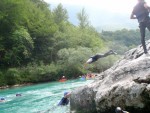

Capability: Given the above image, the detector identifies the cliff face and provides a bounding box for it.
[70,41,150,113]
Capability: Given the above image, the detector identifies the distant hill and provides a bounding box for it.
[94,12,138,31]
[96,23,137,32]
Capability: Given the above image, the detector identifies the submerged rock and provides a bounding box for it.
[70,40,150,113]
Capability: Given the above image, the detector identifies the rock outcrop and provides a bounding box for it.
[70,40,150,113]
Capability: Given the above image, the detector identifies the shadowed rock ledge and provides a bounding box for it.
[70,40,150,113]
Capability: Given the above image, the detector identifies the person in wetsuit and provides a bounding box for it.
[58,92,71,106]
[85,50,117,64]
[130,0,150,54]
[16,93,22,97]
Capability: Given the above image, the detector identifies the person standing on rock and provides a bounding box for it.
[130,0,150,54]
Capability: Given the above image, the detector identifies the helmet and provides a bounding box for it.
[16,93,21,96]
[1,97,5,100]
[64,92,69,96]
[115,107,122,113]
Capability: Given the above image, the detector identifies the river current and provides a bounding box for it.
[0,79,93,113]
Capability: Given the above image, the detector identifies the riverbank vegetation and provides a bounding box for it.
[0,0,147,87]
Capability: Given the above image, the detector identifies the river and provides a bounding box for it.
[0,79,93,113]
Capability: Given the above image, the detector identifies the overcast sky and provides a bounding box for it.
[43,0,150,30]
[44,0,136,13]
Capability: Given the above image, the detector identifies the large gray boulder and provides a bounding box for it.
[70,40,150,113]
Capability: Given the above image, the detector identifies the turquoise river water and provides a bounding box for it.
[0,79,93,113]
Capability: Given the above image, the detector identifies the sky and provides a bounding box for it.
[43,0,150,30]
[44,0,136,13]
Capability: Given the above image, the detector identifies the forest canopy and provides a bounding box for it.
[0,0,143,86]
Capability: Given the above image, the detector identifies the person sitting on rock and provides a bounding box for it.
[58,92,71,106]
[115,107,129,113]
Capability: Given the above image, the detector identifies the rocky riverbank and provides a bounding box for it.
[70,40,150,113]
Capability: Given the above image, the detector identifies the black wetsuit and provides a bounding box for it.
[90,54,103,63]
[58,97,69,106]
[89,50,116,63]
[132,1,150,54]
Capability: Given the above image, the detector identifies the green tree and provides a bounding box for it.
[57,47,93,76]
[101,29,142,54]
[0,0,58,66]
[77,8,89,29]
[52,3,68,31]
[0,71,6,86]
[53,3,68,24]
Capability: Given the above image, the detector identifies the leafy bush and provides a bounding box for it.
[18,62,60,83]
[0,71,6,86]
[5,68,20,85]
